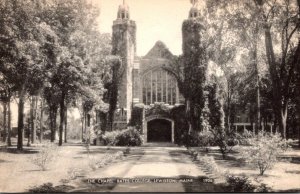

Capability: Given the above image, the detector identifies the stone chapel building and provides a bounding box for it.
[109,1,209,143]
[105,0,269,144]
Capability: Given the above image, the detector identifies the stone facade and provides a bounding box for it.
[111,1,204,143]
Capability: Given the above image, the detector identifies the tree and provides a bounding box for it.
[258,0,299,139]
[0,0,48,149]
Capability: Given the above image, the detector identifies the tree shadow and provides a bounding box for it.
[0,159,11,163]
[279,155,300,164]
[0,147,39,154]
[285,170,300,174]
[276,188,300,192]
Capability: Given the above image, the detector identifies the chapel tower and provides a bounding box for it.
[112,0,136,122]
[182,0,206,55]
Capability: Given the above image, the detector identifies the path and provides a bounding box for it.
[73,144,225,192]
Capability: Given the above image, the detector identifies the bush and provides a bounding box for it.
[115,127,143,146]
[100,130,119,146]
[29,143,58,171]
[225,175,256,192]
[210,127,240,159]
[28,183,75,193]
[198,130,214,147]
[183,132,201,147]
[100,127,143,146]
[239,132,290,175]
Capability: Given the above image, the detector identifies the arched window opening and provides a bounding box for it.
[142,69,179,105]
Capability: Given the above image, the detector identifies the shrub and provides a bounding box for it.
[183,132,201,147]
[100,127,143,146]
[198,130,214,147]
[240,132,290,175]
[28,183,74,193]
[255,183,270,192]
[225,175,256,192]
[100,130,119,146]
[115,127,143,146]
[29,143,58,171]
[210,127,240,159]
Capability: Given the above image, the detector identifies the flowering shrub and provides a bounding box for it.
[240,132,290,175]
[29,143,58,171]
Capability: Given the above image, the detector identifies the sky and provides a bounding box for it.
[95,0,191,56]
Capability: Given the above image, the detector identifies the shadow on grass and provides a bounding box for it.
[169,150,200,164]
[276,188,300,192]
[0,147,39,154]
[279,155,300,164]
[285,170,300,174]
[0,159,11,163]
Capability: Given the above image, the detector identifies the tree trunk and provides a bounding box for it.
[84,112,87,142]
[186,99,193,134]
[39,98,43,142]
[50,108,54,142]
[59,92,65,146]
[226,85,231,129]
[64,107,67,143]
[2,102,7,142]
[49,106,58,142]
[99,111,108,133]
[27,118,31,147]
[280,105,288,139]
[17,93,25,150]
[30,96,37,144]
[81,115,84,142]
[7,100,11,146]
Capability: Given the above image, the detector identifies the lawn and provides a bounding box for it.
[0,139,299,192]
[0,139,129,193]
[191,145,300,192]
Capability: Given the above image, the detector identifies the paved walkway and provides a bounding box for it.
[112,146,205,192]
[72,145,225,192]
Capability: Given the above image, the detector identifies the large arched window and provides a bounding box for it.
[142,69,179,105]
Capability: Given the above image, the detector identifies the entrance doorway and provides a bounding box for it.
[147,119,172,142]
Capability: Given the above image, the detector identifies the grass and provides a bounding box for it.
[0,139,130,193]
[190,145,300,192]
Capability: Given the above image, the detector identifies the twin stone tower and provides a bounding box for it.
[111,0,205,134]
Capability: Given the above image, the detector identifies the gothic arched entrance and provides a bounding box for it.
[144,115,174,143]
[147,119,172,142]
